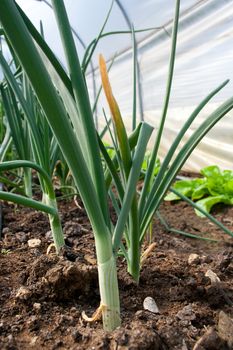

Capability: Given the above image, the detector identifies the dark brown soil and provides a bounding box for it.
[0,198,232,350]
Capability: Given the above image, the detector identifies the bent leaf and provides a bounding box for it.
[195,195,231,217]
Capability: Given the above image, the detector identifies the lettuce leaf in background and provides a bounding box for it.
[165,165,233,217]
[165,177,205,201]
[191,183,209,200]
[202,165,233,197]
[141,153,160,177]
[194,194,233,217]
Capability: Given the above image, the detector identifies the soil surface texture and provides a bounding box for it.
[0,197,232,350]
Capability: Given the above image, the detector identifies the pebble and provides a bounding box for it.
[143,297,160,313]
[2,227,10,235]
[205,269,220,283]
[33,303,41,311]
[16,286,31,300]
[30,336,38,345]
[218,311,233,348]
[28,238,41,248]
[176,304,196,321]
[7,334,14,343]
[188,253,200,265]
[16,231,27,243]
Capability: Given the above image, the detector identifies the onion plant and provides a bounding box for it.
[0,160,65,252]
[0,48,65,252]
[0,75,32,196]
[1,0,233,332]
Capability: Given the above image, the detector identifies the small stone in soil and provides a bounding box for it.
[30,336,38,345]
[28,238,41,248]
[205,269,220,283]
[15,231,27,243]
[16,286,31,300]
[143,296,160,313]
[33,303,41,311]
[176,304,196,321]
[7,334,14,343]
[218,311,233,348]
[2,227,10,235]
[188,253,200,265]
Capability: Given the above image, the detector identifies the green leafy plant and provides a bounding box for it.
[166,165,233,217]
[1,0,233,332]
[141,153,160,178]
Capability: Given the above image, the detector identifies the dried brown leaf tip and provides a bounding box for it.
[99,54,122,127]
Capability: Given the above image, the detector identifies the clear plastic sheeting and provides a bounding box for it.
[91,0,233,172]
[13,0,233,171]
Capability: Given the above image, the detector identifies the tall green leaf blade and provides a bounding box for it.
[0,0,110,249]
[139,0,180,213]
[51,0,110,227]
[140,80,229,218]
[82,0,114,72]
[113,122,153,252]
[0,84,26,159]
[98,134,124,199]
[0,51,43,165]
[131,24,137,131]
[15,3,73,96]
[141,96,233,237]
[15,3,92,166]
[83,28,161,69]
